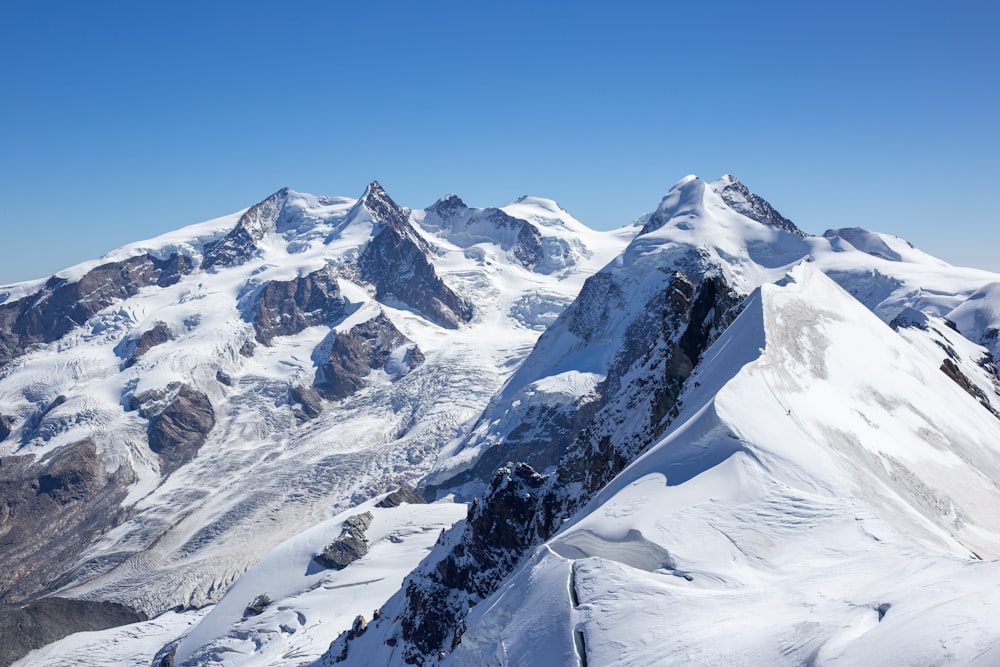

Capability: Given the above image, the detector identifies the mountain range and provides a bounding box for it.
[2,175,1000,666]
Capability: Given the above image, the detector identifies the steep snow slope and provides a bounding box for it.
[0,181,632,627]
[448,264,1000,666]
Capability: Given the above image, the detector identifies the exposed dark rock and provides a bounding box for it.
[0,253,193,370]
[290,384,323,421]
[512,220,544,268]
[314,512,373,570]
[330,463,548,664]
[117,321,172,368]
[567,272,627,342]
[0,415,11,442]
[0,440,135,605]
[202,189,288,271]
[356,182,473,329]
[941,358,1000,418]
[246,265,347,344]
[313,313,424,401]
[239,340,256,357]
[244,592,272,617]
[376,484,426,508]
[426,194,468,218]
[216,370,234,386]
[713,175,804,236]
[134,384,216,476]
[0,597,146,667]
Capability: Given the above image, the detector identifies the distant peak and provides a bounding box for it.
[348,180,410,231]
[428,194,468,217]
[512,195,566,213]
[363,180,386,197]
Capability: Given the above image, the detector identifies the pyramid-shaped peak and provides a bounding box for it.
[348,180,409,230]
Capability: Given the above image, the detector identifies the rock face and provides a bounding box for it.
[0,415,10,442]
[133,384,216,476]
[336,270,743,664]
[0,597,146,667]
[376,485,426,509]
[314,313,424,401]
[0,440,135,606]
[314,511,374,570]
[712,174,803,235]
[357,183,473,329]
[117,321,172,368]
[247,265,347,344]
[0,253,193,370]
[202,189,288,271]
[289,384,324,422]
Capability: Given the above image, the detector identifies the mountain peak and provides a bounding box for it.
[639,175,707,234]
[709,175,804,236]
[427,194,468,218]
[346,180,409,231]
[201,188,289,270]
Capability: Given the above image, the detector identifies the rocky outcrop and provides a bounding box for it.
[0,415,11,442]
[313,313,424,401]
[0,440,135,606]
[0,253,193,370]
[246,265,347,344]
[0,597,146,667]
[117,321,172,367]
[376,484,427,509]
[132,384,216,476]
[314,512,373,570]
[712,174,803,236]
[328,464,547,665]
[513,219,544,268]
[357,182,473,329]
[202,189,287,271]
[941,357,1000,418]
[289,384,324,421]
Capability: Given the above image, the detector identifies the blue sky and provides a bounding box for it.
[1,0,997,283]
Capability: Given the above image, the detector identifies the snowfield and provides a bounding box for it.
[449,265,1000,666]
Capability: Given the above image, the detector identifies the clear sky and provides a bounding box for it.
[1,0,997,284]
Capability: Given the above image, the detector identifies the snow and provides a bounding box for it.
[8,173,1000,666]
[13,608,212,667]
[172,495,467,666]
[0,181,633,664]
[454,263,1000,665]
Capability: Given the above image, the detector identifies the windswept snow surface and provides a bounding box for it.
[451,265,1000,666]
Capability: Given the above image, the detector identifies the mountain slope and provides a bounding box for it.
[447,264,1000,665]
[325,176,1000,666]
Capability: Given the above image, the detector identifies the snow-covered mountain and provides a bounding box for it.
[0,182,632,666]
[5,175,1000,667]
